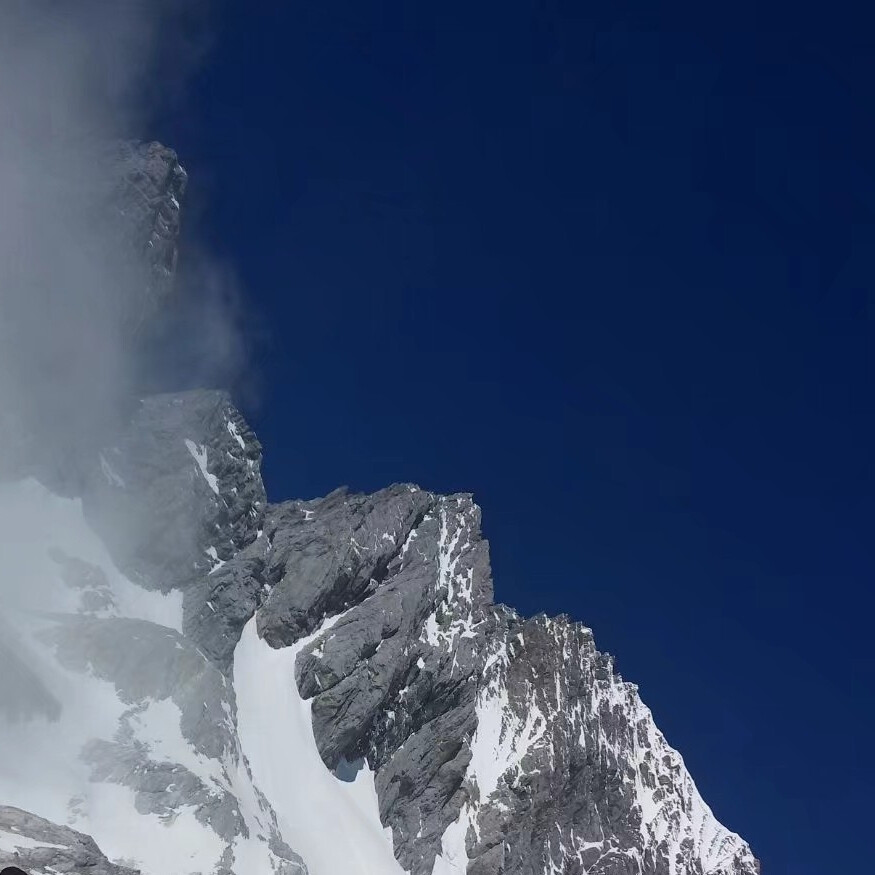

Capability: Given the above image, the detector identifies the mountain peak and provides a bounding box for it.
[0,143,758,872]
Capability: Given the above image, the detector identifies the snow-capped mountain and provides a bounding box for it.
[0,144,759,875]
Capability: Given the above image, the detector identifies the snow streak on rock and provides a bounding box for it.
[430,615,757,875]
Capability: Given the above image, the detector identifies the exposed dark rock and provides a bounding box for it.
[105,140,188,332]
[82,389,267,669]
[0,805,138,875]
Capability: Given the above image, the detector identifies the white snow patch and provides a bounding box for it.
[234,615,407,875]
[125,697,285,874]
[0,479,225,875]
[0,626,222,875]
[129,698,225,794]
[399,527,418,560]
[431,807,471,875]
[98,453,125,488]
[469,678,547,801]
[420,504,479,650]
[226,419,246,449]
[85,782,225,875]
[184,439,219,494]
[0,829,67,852]
[0,478,182,631]
[205,545,225,573]
[423,611,441,647]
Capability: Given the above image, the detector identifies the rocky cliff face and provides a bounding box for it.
[0,145,759,875]
[0,806,140,875]
[106,140,188,331]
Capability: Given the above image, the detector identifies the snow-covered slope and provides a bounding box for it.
[235,615,404,875]
[0,479,304,875]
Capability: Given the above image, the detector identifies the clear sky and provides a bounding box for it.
[158,4,873,872]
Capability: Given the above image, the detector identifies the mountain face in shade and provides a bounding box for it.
[0,145,759,875]
[0,139,187,493]
[106,140,188,331]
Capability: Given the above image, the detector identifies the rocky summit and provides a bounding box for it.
[0,145,759,875]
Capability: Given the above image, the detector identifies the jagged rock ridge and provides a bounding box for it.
[66,384,758,875]
[107,140,188,330]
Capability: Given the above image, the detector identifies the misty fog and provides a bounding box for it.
[0,2,243,725]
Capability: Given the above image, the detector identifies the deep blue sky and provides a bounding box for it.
[158,4,872,872]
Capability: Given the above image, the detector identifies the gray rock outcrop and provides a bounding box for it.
[106,140,188,331]
[0,805,138,875]
[82,389,267,669]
